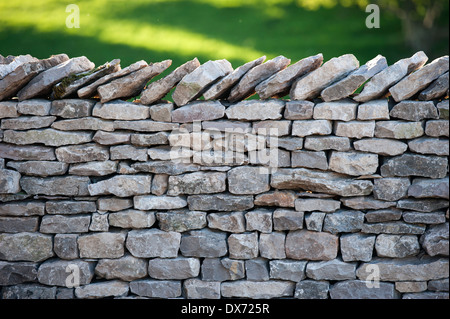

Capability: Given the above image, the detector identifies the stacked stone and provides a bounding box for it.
[0,51,449,299]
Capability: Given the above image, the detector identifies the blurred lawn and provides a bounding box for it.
[0,0,448,77]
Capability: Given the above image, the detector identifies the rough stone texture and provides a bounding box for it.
[425,120,449,137]
[148,257,200,280]
[291,150,328,170]
[329,151,378,176]
[323,210,365,234]
[54,234,79,260]
[292,120,332,137]
[109,210,155,229]
[284,100,314,120]
[390,100,439,121]
[225,99,284,121]
[221,280,295,299]
[75,280,129,299]
[321,55,387,101]
[95,255,147,281]
[188,194,254,211]
[126,229,181,258]
[201,258,245,282]
[408,137,449,156]
[0,216,39,233]
[0,144,51,161]
[313,99,358,122]
[291,54,359,100]
[375,234,420,258]
[365,209,403,223]
[37,259,94,287]
[134,195,187,210]
[173,59,233,106]
[306,258,357,281]
[286,230,339,261]
[373,178,411,201]
[6,161,68,177]
[2,116,56,130]
[305,212,326,232]
[340,197,396,210]
[389,55,449,102]
[172,101,225,123]
[88,175,152,197]
[354,51,428,102]
[69,161,118,176]
[408,178,449,199]
[40,215,91,234]
[256,54,323,99]
[50,99,95,118]
[380,154,448,179]
[229,55,291,102]
[419,72,449,100]
[228,232,259,260]
[110,145,148,162]
[207,212,246,233]
[130,279,181,298]
[228,166,270,195]
[183,279,221,299]
[0,261,38,285]
[157,211,206,232]
[420,223,449,257]
[295,198,340,213]
[2,284,57,299]
[340,233,376,262]
[78,232,126,259]
[0,232,53,262]
[357,99,390,120]
[20,176,90,196]
[245,209,273,233]
[56,143,109,163]
[0,201,45,217]
[330,280,398,299]
[141,58,200,105]
[304,136,351,151]
[0,169,21,194]
[270,260,307,282]
[180,229,228,258]
[167,171,226,196]
[92,100,149,120]
[295,280,330,299]
[3,129,93,146]
[334,121,375,139]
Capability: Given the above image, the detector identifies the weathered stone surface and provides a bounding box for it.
[292,120,332,137]
[20,176,90,196]
[245,258,269,281]
[0,201,45,217]
[341,197,396,210]
[390,100,439,121]
[94,255,147,281]
[50,99,95,118]
[228,232,259,259]
[408,178,449,199]
[201,258,245,282]
[97,60,171,103]
[148,257,200,280]
[91,102,148,123]
[361,221,426,235]
[295,280,329,299]
[323,210,365,234]
[259,232,286,259]
[306,258,356,281]
[2,116,56,130]
[17,99,51,116]
[69,161,118,176]
[134,195,187,210]
[225,99,284,121]
[88,175,151,197]
[437,100,449,119]
[269,260,307,282]
[3,129,93,146]
[56,143,109,163]
[419,72,449,100]
[395,281,427,293]
[173,101,226,123]
[403,292,449,299]
[291,54,359,100]
[333,121,375,139]
[130,132,168,146]
[97,197,133,212]
[365,209,402,223]
[329,151,378,176]
[6,161,67,177]
[188,194,253,211]
[0,144,56,161]
[156,211,206,232]
[375,234,420,258]
[183,279,221,299]
[221,280,295,299]
[173,59,233,106]
[167,171,226,196]
[0,232,53,262]
[330,280,398,299]
[304,136,351,151]
[420,223,449,256]
[291,150,328,170]
[425,119,449,137]
[0,54,69,101]
[180,229,227,258]
[353,138,408,156]
[389,55,449,101]
[269,136,304,151]
[151,174,168,196]
[75,280,129,299]
[284,100,314,120]
[113,120,178,132]
[428,278,449,292]
[2,284,57,299]
[295,198,340,213]
[273,209,304,231]
[256,54,323,99]
[229,56,290,102]
[0,261,38,285]
[321,55,388,101]
[108,210,155,229]
[54,234,78,260]
[227,166,270,195]
[37,259,94,286]
[78,232,126,259]
[248,148,290,168]
[204,56,265,100]
[141,58,200,105]
[111,145,148,162]
[130,279,181,298]
[0,55,38,78]
[305,212,325,232]
[0,216,39,233]
[408,137,449,156]
[126,229,181,258]
[313,99,358,122]
[380,154,448,179]
[255,190,296,208]
[340,233,375,262]
[357,256,449,281]
[354,51,428,102]
[0,101,18,118]
[0,168,21,194]
[40,214,90,233]
[403,211,446,224]
[357,99,390,120]
[53,59,121,99]
[252,120,291,137]
[149,103,173,122]
[271,168,373,197]
[286,230,339,261]
[18,56,95,100]
[245,209,272,233]
[89,212,109,232]
[207,212,246,233]
[373,178,411,201]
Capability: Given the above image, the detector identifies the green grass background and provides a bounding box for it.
[1,0,448,82]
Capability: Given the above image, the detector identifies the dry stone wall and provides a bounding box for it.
[0,51,449,299]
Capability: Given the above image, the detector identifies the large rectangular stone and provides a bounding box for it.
[0,201,45,216]
[380,154,448,179]
[40,215,91,233]
[221,280,295,299]
[292,120,332,137]
[126,229,181,258]
[187,194,254,211]
[225,100,284,121]
[172,101,225,123]
[92,100,149,120]
[50,99,95,118]
[88,175,152,197]
[334,121,375,139]
[134,195,187,210]
[3,129,92,146]
[313,100,358,121]
[77,232,126,259]
[167,172,226,196]
[0,144,56,161]
[286,229,339,261]
[20,176,90,196]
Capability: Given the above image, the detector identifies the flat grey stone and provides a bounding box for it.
[340,233,375,262]
[50,99,95,118]
[172,100,225,123]
[330,280,398,299]
[20,176,90,196]
[380,154,447,179]
[225,99,284,121]
[353,138,408,156]
[286,229,339,261]
[0,232,53,262]
[95,254,147,281]
[284,100,314,120]
[313,99,358,121]
[390,100,438,121]
[180,229,228,258]
[130,279,181,298]
[419,72,449,100]
[187,194,254,211]
[408,137,449,156]
[3,128,93,146]
[375,234,420,258]
[408,178,449,199]
[126,229,180,258]
[92,100,150,120]
[88,175,151,197]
